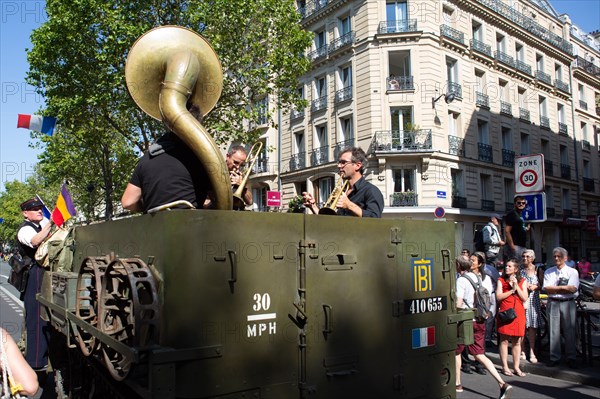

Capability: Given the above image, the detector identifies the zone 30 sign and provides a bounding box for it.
[514,154,545,194]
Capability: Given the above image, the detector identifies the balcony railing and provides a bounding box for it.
[310,145,329,166]
[447,81,462,98]
[440,24,465,44]
[452,196,467,209]
[335,86,353,103]
[519,108,530,122]
[389,192,418,207]
[481,199,495,211]
[334,138,354,160]
[579,100,588,110]
[476,92,489,108]
[544,159,553,176]
[473,0,572,55]
[495,51,515,67]
[253,157,269,174]
[573,56,600,78]
[471,39,492,56]
[516,60,532,75]
[387,76,414,91]
[448,135,465,156]
[583,177,595,192]
[554,79,570,93]
[291,108,304,120]
[311,95,327,112]
[329,31,355,53]
[561,163,571,179]
[299,0,329,20]
[374,129,432,152]
[558,122,568,136]
[308,45,328,62]
[500,101,512,116]
[289,152,306,171]
[502,149,515,167]
[540,116,550,129]
[378,19,418,34]
[535,70,552,85]
[478,143,493,163]
[582,140,591,151]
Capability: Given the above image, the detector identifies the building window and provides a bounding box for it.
[388,50,412,88]
[477,120,489,144]
[536,53,544,72]
[317,176,335,206]
[562,188,571,212]
[339,116,353,142]
[578,84,585,102]
[502,126,512,150]
[391,106,413,131]
[315,76,326,98]
[451,169,464,198]
[496,32,506,53]
[520,133,530,155]
[252,186,267,211]
[480,174,491,201]
[339,15,351,36]
[472,21,483,41]
[515,43,525,62]
[448,111,460,137]
[315,29,326,50]
[504,178,514,205]
[295,132,305,154]
[393,168,415,192]
[557,103,565,124]
[555,63,563,81]
[581,122,588,142]
[257,97,268,125]
[339,65,352,89]
[560,145,568,165]
[386,0,408,21]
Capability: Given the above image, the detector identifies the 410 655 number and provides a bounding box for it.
[405,296,447,315]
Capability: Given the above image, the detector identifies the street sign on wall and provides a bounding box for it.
[521,193,547,222]
[266,191,281,207]
[515,154,545,194]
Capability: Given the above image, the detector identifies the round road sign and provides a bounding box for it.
[519,169,538,188]
[434,207,445,218]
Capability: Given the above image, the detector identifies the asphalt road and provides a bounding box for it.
[0,260,25,341]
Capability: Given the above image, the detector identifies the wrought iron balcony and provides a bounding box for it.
[311,95,327,112]
[500,101,512,116]
[310,145,329,166]
[329,31,355,53]
[334,138,354,160]
[387,76,414,91]
[478,143,493,163]
[540,116,550,129]
[554,79,570,93]
[502,149,515,167]
[300,0,329,20]
[253,157,269,174]
[472,0,572,55]
[448,135,465,156]
[289,152,306,171]
[335,86,353,103]
[470,39,491,56]
[476,92,489,108]
[440,24,465,44]
[558,122,568,136]
[560,163,571,179]
[307,45,328,62]
[573,56,600,78]
[452,196,467,209]
[519,108,530,122]
[495,51,515,67]
[544,159,553,176]
[516,60,532,75]
[378,19,418,34]
[582,140,591,151]
[390,192,418,207]
[373,129,432,152]
[481,199,495,211]
[535,70,552,85]
[583,177,595,192]
[579,100,588,110]
[291,108,304,120]
[447,81,462,98]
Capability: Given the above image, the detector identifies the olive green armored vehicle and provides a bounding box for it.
[37,26,473,399]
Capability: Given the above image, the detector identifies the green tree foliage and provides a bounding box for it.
[25,0,311,218]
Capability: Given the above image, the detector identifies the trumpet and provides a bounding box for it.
[232,141,263,209]
[318,178,350,215]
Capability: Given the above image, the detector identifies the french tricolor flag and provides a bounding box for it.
[17,114,57,136]
[411,326,435,349]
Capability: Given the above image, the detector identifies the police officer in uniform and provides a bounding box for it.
[16,197,52,370]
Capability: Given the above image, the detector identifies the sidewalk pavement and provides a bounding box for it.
[484,300,600,388]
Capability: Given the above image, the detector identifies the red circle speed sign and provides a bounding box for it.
[520,169,538,187]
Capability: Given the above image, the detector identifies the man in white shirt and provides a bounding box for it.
[483,214,505,266]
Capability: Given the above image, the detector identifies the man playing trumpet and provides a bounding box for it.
[302,147,383,218]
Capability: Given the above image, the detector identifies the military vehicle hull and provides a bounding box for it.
[39,210,472,398]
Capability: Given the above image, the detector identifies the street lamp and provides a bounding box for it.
[432,92,456,108]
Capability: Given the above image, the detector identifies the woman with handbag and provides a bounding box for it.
[496,259,528,377]
[520,249,541,363]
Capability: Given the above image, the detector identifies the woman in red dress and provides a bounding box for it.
[496,258,528,376]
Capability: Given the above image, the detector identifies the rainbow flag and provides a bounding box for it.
[51,184,77,227]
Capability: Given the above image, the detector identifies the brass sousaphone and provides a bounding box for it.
[125,26,232,210]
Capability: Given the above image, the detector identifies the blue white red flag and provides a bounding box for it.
[411,326,435,349]
[17,114,57,136]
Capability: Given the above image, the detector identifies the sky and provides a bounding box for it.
[0,0,599,193]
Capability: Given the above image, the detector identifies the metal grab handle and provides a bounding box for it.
[228,250,237,283]
[322,304,333,336]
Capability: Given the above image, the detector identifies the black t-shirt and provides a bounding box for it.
[337,176,384,218]
[504,209,526,247]
[130,133,210,212]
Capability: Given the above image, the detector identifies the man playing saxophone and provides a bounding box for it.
[302,147,384,218]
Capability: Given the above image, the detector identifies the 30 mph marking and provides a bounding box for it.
[520,169,537,187]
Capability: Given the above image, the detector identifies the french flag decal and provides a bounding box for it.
[411,326,435,349]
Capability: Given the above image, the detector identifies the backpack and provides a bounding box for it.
[473,229,485,252]
[462,274,491,323]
